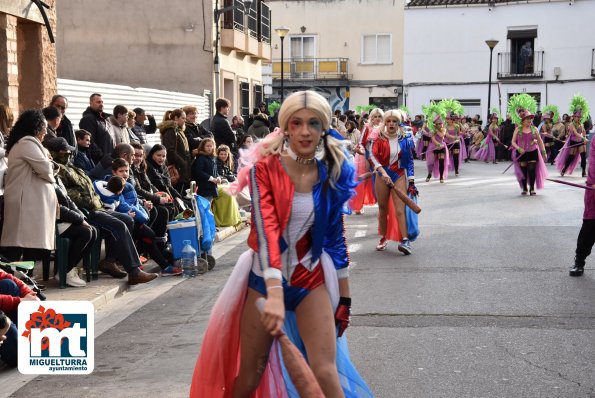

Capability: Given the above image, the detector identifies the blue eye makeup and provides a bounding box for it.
[308,118,323,133]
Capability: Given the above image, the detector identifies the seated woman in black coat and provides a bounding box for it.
[191,138,220,202]
[145,144,188,212]
[130,142,175,234]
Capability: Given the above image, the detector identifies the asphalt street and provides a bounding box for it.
[6,160,595,398]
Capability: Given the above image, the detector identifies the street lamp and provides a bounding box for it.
[275,26,290,102]
[485,39,499,125]
[214,0,253,99]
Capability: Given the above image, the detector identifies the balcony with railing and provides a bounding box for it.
[220,0,271,61]
[497,51,544,79]
[271,58,351,81]
[591,49,595,77]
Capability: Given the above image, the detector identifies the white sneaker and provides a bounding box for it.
[66,268,86,288]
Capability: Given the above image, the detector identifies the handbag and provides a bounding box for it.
[168,164,180,186]
[167,130,181,186]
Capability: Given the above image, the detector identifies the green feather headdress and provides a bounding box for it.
[422,101,447,133]
[568,94,590,124]
[542,104,560,123]
[490,107,503,125]
[438,98,465,118]
[355,104,377,114]
[398,105,411,115]
[268,101,281,115]
[508,93,537,126]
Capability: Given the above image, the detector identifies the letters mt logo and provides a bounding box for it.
[18,301,94,374]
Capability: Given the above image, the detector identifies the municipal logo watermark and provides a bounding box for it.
[18,301,94,374]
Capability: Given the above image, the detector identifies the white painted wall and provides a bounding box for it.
[404,0,595,117]
[405,0,595,83]
[268,0,405,81]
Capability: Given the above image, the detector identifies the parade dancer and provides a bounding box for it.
[415,123,432,161]
[540,106,559,163]
[439,99,466,174]
[510,109,548,196]
[425,111,450,183]
[351,108,383,214]
[370,110,417,253]
[444,112,465,175]
[190,91,373,398]
[556,95,590,177]
[569,136,595,276]
[475,113,500,164]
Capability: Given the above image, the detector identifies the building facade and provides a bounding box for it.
[0,0,57,115]
[55,0,271,118]
[404,0,595,119]
[266,0,406,112]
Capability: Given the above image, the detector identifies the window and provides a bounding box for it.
[361,34,392,64]
[240,82,250,120]
[290,36,316,59]
[253,84,263,108]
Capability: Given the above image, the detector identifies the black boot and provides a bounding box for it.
[569,257,585,277]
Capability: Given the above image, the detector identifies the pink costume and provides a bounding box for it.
[350,124,378,211]
[475,125,499,162]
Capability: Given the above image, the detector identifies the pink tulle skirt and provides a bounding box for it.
[511,149,549,190]
[425,141,450,179]
[555,139,582,175]
[475,138,496,162]
[448,138,467,171]
[351,153,376,211]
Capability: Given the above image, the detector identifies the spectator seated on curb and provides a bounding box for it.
[73,129,95,174]
[88,143,134,181]
[0,269,39,367]
[0,310,17,368]
[95,162,181,277]
[46,137,158,285]
[55,157,98,288]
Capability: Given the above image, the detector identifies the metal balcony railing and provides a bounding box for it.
[497,50,544,79]
[591,49,595,77]
[271,58,351,80]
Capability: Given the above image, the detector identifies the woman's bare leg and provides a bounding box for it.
[296,285,345,398]
[391,177,408,239]
[233,288,274,398]
[375,177,391,236]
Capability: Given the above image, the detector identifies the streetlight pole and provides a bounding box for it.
[485,39,499,125]
[214,0,253,99]
[275,26,289,102]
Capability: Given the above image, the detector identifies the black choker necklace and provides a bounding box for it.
[286,146,315,165]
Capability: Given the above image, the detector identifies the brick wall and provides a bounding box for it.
[0,13,19,115]
[0,1,57,115]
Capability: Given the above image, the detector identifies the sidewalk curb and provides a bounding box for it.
[215,221,248,242]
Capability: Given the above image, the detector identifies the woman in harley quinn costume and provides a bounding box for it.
[190,91,373,398]
[370,110,417,253]
[350,108,383,214]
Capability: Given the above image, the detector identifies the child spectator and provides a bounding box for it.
[191,138,220,202]
[102,160,182,276]
[216,145,236,183]
[72,129,96,174]
[0,269,39,367]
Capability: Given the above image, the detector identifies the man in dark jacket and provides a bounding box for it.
[73,129,95,174]
[46,137,157,285]
[211,98,238,158]
[79,93,115,163]
[131,107,157,144]
[88,143,134,181]
[50,95,75,147]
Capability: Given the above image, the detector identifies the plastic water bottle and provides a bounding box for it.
[180,240,198,278]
